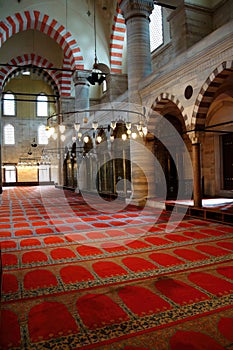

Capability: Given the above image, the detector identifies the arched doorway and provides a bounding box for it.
[150,99,192,201]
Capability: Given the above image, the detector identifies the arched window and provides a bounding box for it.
[37,94,48,117]
[4,124,15,145]
[38,125,48,145]
[3,92,16,116]
[150,5,163,52]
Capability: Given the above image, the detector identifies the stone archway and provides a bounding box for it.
[148,95,192,200]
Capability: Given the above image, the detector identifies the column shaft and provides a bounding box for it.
[120,0,154,206]
[73,72,90,191]
[192,142,202,207]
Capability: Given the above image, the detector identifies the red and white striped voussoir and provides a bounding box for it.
[0,54,61,94]
[0,10,84,70]
[110,9,126,74]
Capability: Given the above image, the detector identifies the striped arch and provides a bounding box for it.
[192,61,233,130]
[149,93,187,124]
[0,10,84,70]
[60,56,73,96]
[110,6,126,73]
[148,93,187,130]
[0,54,60,96]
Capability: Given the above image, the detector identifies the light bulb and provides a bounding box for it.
[92,121,98,130]
[111,121,117,130]
[83,135,89,143]
[122,133,127,141]
[142,126,148,136]
[74,123,81,132]
[126,122,131,130]
[96,135,102,143]
[59,124,66,134]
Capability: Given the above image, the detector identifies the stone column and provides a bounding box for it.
[119,0,154,206]
[119,0,154,103]
[190,132,202,208]
[0,89,3,194]
[73,72,90,192]
[73,72,90,115]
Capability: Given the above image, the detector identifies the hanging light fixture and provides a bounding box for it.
[74,122,81,132]
[83,135,89,143]
[122,133,127,141]
[87,0,106,85]
[31,138,37,147]
[96,135,102,143]
[111,121,117,130]
[59,123,66,134]
[126,122,131,130]
[142,125,148,136]
[92,121,98,130]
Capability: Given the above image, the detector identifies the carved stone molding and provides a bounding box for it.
[119,0,154,22]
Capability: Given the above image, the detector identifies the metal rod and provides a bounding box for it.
[0,62,75,73]
[203,129,233,134]
[47,108,146,121]
[3,98,56,103]
[2,91,59,98]
[185,120,233,134]
[154,1,176,10]
[0,63,107,75]
[204,120,233,129]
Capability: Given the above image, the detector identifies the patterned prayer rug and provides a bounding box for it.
[0,186,233,349]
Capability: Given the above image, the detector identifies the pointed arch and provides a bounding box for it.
[191,61,233,130]
[0,54,61,95]
[0,10,84,70]
[148,93,187,131]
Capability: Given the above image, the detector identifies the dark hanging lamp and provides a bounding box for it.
[31,138,37,147]
[87,0,106,85]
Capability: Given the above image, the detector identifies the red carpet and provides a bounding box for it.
[0,186,233,349]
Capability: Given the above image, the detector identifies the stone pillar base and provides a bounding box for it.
[126,196,147,207]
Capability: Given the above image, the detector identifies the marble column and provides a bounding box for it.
[119,0,154,206]
[73,72,90,113]
[190,132,202,208]
[119,0,154,103]
[0,89,3,194]
[73,72,90,192]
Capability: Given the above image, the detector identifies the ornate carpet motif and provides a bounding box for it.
[0,186,233,349]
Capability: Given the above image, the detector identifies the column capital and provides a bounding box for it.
[189,131,202,144]
[119,0,154,22]
[73,71,90,86]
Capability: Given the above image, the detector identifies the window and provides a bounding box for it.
[4,124,15,145]
[3,92,16,116]
[37,94,48,117]
[38,125,48,145]
[150,5,163,52]
[39,164,50,182]
[4,165,16,183]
